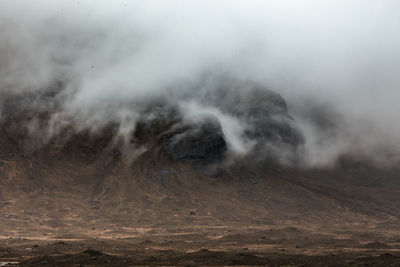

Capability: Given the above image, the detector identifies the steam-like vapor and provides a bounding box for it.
[1,0,399,166]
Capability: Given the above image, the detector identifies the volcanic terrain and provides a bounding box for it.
[0,84,400,266]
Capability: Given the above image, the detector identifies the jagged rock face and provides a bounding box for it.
[0,78,304,165]
[164,81,303,165]
[189,80,304,160]
[168,117,227,165]
[218,82,304,148]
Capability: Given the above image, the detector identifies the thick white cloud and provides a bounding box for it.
[0,0,399,166]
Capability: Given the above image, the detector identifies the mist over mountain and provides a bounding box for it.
[1,0,400,168]
[2,2,400,265]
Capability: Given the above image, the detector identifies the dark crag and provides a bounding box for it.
[0,79,304,166]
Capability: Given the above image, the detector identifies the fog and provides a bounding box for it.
[0,0,399,166]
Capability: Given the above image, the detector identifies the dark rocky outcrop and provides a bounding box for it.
[211,80,304,149]
[0,78,304,165]
[168,117,227,165]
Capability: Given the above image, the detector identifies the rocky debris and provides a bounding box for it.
[152,170,175,184]
[363,241,390,249]
[83,249,104,257]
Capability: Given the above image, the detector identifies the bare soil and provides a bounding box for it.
[1,117,400,266]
